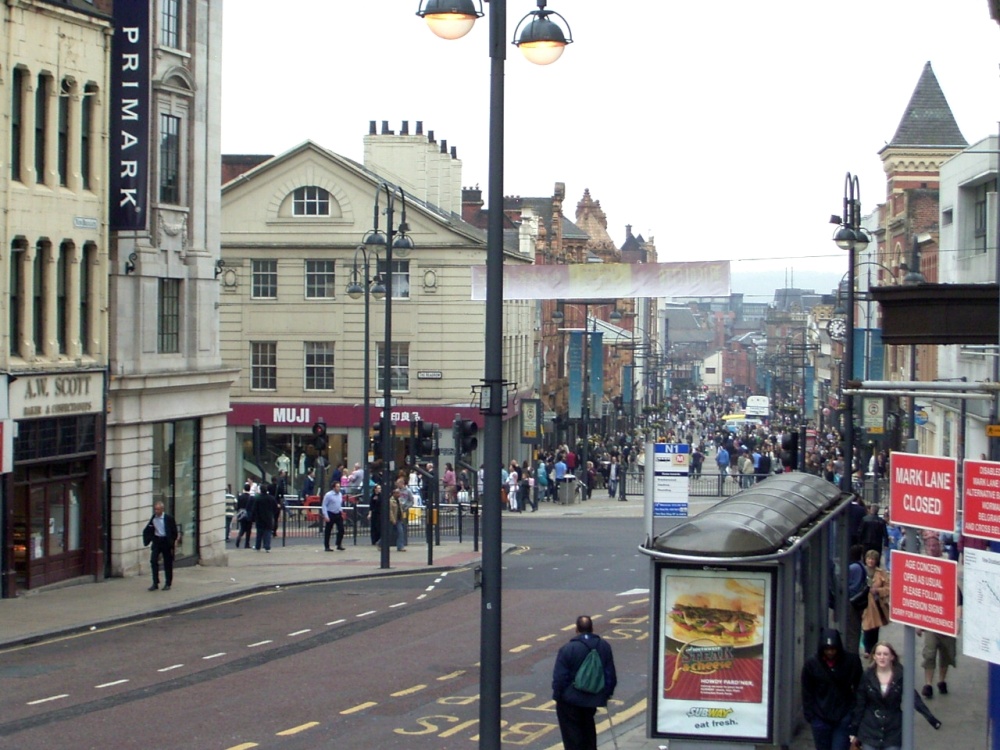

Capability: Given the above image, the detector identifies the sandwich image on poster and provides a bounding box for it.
[656,567,773,741]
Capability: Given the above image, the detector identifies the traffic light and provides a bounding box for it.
[371,422,383,461]
[454,418,478,458]
[312,420,328,452]
[252,422,267,458]
[416,420,436,459]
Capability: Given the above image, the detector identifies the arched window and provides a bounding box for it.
[292,186,330,216]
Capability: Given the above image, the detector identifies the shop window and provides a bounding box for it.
[152,419,200,562]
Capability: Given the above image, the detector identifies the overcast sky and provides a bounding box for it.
[221,1,1000,302]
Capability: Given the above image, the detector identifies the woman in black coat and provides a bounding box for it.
[850,641,941,749]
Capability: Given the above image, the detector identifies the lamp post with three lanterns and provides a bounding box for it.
[346,246,386,528]
[361,183,413,570]
[414,2,572,746]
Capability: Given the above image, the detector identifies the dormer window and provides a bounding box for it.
[293,186,330,216]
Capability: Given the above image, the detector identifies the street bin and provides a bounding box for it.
[558,479,577,505]
[639,472,852,750]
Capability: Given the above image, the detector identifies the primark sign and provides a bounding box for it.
[109,3,149,231]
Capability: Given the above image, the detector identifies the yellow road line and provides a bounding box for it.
[340,701,377,715]
[560,624,576,631]
[276,722,319,736]
[607,605,624,612]
[509,644,532,653]
[537,634,557,642]
[225,744,258,750]
[391,684,427,697]
[438,670,466,681]
[628,597,650,604]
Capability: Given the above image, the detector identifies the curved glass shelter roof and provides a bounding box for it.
[646,473,852,560]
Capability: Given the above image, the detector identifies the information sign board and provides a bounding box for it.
[962,548,1000,665]
[962,459,1000,542]
[889,452,957,535]
[889,550,958,636]
[652,443,689,517]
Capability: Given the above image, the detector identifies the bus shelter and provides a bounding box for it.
[639,472,853,749]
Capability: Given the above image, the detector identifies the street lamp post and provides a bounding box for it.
[362,184,414,570]
[347,246,386,532]
[415,3,572,747]
[831,173,870,494]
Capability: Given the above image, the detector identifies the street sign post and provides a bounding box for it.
[889,452,957,535]
[963,459,1000,542]
[889,550,959,636]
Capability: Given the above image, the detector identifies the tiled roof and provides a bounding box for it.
[888,62,967,148]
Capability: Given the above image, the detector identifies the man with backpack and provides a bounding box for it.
[551,615,617,749]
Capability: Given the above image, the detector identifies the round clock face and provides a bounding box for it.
[827,317,847,341]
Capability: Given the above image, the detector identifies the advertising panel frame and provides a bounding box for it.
[651,562,776,744]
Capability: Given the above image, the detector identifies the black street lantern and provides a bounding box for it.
[415,3,572,748]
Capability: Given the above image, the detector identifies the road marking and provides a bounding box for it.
[225,744,258,749]
[158,664,184,672]
[95,679,129,689]
[417,594,427,600]
[438,670,465,681]
[357,610,376,618]
[434,577,444,583]
[341,701,377,714]
[288,629,311,636]
[390,602,407,608]
[27,694,68,705]
[509,644,532,653]
[276,722,319,735]
[203,652,226,660]
[247,640,272,648]
[607,605,624,612]
[326,618,346,626]
[425,585,435,592]
[561,624,576,631]
[537,634,557,642]
[618,587,649,596]
[391,684,427,697]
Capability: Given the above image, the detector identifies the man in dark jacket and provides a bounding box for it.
[252,485,279,552]
[551,615,617,750]
[857,504,889,558]
[801,628,863,750]
[145,502,179,591]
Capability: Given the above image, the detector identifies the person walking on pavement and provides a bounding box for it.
[235,482,253,549]
[322,481,345,551]
[918,531,961,698]
[144,501,178,591]
[850,641,941,749]
[253,484,278,552]
[551,615,617,750]
[858,504,889,559]
[801,628,863,750]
